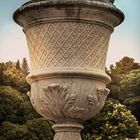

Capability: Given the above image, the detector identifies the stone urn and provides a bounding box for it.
[13,0,124,139]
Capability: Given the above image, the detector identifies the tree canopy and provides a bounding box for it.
[106,56,140,125]
[0,57,140,139]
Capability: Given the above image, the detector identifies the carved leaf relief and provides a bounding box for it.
[29,83,110,121]
[40,84,77,119]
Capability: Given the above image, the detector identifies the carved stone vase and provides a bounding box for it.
[13,0,124,139]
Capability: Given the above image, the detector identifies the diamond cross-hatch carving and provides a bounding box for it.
[26,22,111,71]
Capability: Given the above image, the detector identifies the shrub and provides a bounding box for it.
[82,100,140,140]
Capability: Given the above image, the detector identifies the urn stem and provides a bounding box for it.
[52,122,84,140]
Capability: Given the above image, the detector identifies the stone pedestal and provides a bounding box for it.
[13,0,124,139]
[52,121,84,140]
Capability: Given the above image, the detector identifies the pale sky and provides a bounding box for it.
[0,0,140,67]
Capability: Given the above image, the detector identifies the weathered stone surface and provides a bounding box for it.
[52,122,84,140]
[14,0,124,139]
[31,0,115,4]
[27,78,109,121]
[26,22,111,72]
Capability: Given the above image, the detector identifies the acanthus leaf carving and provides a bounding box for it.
[40,84,77,120]
[70,87,110,120]
[31,83,110,121]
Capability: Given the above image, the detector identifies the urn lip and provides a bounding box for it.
[13,0,124,28]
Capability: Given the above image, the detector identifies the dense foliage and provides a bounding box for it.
[0,118,53,140]
[0,86,24,124]
[0,59,30,93]
[0,59,53,140]
[106,56,140,124]
[82,100,140,140]
[0,57,140,139]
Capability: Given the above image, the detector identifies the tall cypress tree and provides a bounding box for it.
[0,64,4,85]
[21,58,29,75]
[16,60,20,70]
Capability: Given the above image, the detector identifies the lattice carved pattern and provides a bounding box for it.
[26,22,111,71]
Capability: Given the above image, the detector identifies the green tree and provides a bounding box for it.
[107,64,122,100]
[0,63,4,85]
[106,57,140,124]
[0,122,27,140]
[21,94,40,120]
[26,118,53,140]
[115,57,139,75]
[82,100,140,140]
[107,57,140,100]
[0,59,140,140]
[0,86,25,124]
[0,118,53,140]
[121,69,140,124]
[2,62,30,93]
[21,58,29,75]
[16,60,20,70]
[5,61,13,70]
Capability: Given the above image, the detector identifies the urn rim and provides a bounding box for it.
[13,0,124,28]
